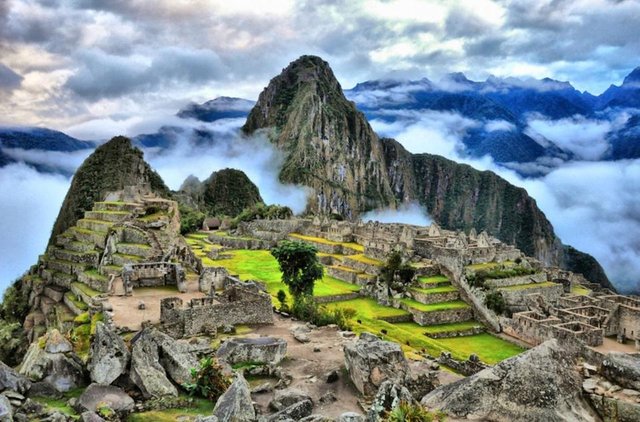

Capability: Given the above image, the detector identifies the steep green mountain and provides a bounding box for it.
[200,168,263,217]
[243,55,397,217]
[243,55,612,289]
[49,136,169,243]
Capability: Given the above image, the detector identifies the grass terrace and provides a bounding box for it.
[347,254,383,266]
[324,297,410,320]
[400,298,470,312]
[571,284,592,296]
[396,321,482,335]
[411,285,458,295]
[289,233,364,252]
[417,275,449,284]
[436,333,525,364]
[499,281,558,291]
[466,261,515,271]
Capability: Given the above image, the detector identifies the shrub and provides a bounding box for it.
[0,278,31,321]
[179,203,205,235]
[380,251,415,288]
[185,356,231,402]
[231,203,293,228]
[384,402,446,422]
[290,294,355,331]
[485,291,506,315]
[276,289,289,312]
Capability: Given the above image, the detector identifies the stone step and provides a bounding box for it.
[416,275,451,289]
[399,298,474,326]
[409,286,460,305]
[53,303,77,329]
[53,248,100,266]
[40,296,55,316]
[70,282,101,305]
[116,242,154,258]
[110,253,146,266]
[93,201,143,212]
[66,240,99,254]
[76,218,113,233]
[326,265,362,284]
[63,291,89,316]
[43,285,65,302]
[45,258,89,276]
[77,270,111,293]
[71,227,107,248]
[85,210,131,223]
[99,265,122,277]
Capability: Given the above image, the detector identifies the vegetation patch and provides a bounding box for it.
[498,281,558,291]
[417,275,449,284]
[571,284,591,296]
[400,298,470,312]
[411,285,458,295]
[435,333,525,364]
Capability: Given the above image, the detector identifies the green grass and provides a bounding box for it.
[117,242,151,249]
[499,281,558,291]
[417,275,449,284]
[127,397,216,422]
[209,249,360,298]
[289,233,364,252]
[400,298,470,312]
[325,297,410,319]
[411,285,458,295]
[138,212,166,222]
[83,269,107,281]
[436,333,525,364]
[396,321,481,335]
[346,254,383,266]
[32,387,84,417]
[571,284,591,296]
[64,292,88,311]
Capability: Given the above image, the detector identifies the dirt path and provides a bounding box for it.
[108,276,206,331]
[243,315,464,418]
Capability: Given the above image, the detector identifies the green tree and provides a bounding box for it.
[271,241,323,298]
[178,203,205,235]
[485,291,506,315]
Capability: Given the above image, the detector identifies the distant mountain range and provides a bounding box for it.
[2,66,639,177]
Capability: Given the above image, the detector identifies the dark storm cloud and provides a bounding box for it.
[0,63,23,90]
[65,47,225,99]
[444,7,493,38]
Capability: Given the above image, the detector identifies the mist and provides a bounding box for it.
[361,203,432,226]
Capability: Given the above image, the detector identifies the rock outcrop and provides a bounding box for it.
[421,340,599,421]
[19,330,85,393]
[88,322,129,385]
[212,374,255,422]
[76,384,134,417]
[0,361,31,394]
[601,353,640,391]
[217,337,287,367]
[129,331,178,398]
[366,381,416,422]
[150,329,199,387]
[343,333,409,397]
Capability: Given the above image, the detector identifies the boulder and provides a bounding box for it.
[213,374,255,422]
[76,384,134,416]
[80,411,106,422]
[217,337,287,367]
[0,394,12,421]
[0,361,31,394]
[269,388,312,411]
[267,399,313,421]
[343,333,409,396]
[88,322,130,385]
[129,331,177,398]
[44,330,72,354]
[151,329,199,386]
[19,339,85,393]
[421,340,600,422]
[403,372,438,401]
[291,326,311,343]
[588,394,640,422]
[366,381,415,422]
[195,417,219,422]
[28,382,61,399]
[601,353,640,391]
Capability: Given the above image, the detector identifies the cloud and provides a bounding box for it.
[0,163,70,291]
[64,47,224,99]
[485,119,516,132]
[0,63,22,90]
[361,202,432,226]
[1,147,93,174]
[525,115,617,160]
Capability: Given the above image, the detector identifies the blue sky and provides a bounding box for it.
[0,0,639,136]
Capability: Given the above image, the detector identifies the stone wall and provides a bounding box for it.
[404,306,474,326]
[551,322,603,347]
[438,352,488,376]
[160,281,273,338]
[198,267,229,293]
[500,283,564,310]
[484,273,547,289]
[409,289,460,305]
[122,262,186,295]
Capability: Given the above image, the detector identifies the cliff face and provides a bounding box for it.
[49,136,169,243]
[242,55,612,288]
[243,55,397,216]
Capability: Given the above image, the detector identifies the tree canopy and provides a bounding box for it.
[271,240,323,298]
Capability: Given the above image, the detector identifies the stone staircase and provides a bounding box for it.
[402,275,484,337]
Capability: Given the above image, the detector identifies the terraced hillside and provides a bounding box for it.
[185,230,524,364]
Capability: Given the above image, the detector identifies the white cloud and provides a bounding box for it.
[361,202,432,226]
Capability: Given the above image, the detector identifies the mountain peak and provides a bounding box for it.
[623,66,640,85]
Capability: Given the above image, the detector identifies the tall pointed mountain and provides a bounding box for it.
[49,136,169,243]
[243,55,613,290]
[243,55,398,216]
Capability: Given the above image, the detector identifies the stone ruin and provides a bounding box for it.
[159,278,273,338]
[122,262,187,295]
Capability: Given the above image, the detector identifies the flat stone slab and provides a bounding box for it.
[217,337,287,366]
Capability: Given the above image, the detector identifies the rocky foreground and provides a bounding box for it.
[1,313,639,421]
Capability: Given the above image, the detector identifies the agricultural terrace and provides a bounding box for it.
[185,232,524,364]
